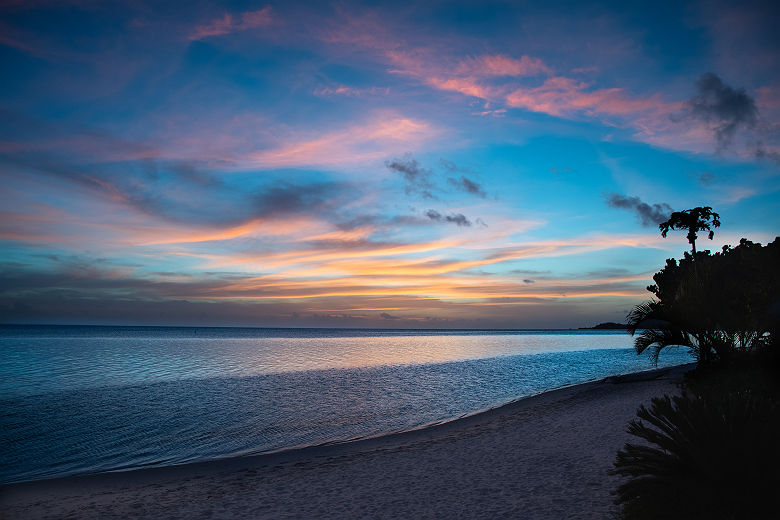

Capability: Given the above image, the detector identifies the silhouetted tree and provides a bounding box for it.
[659,206,720,257]
[616,222,780,519]
[627,237,779,365]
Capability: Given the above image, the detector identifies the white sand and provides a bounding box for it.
[1,365,689,519]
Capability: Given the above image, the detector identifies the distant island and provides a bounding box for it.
[581,322,629,330]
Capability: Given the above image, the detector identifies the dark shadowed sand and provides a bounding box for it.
[1,365,691,519]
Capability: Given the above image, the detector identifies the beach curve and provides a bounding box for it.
[0,364,692,519]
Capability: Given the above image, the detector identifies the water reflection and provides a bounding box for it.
[1,346,693,484]
[1,328,635,397]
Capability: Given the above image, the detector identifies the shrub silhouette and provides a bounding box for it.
[627,237,779,365]
[616,226,780,519]
[612,385,779,519]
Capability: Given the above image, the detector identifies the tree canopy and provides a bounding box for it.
[628,237,780,364]
[658,206,720,256]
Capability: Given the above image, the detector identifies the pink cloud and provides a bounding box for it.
[245,113,439,169]
[240,8,274,28]
[382,45,698,153]
[455,54,550,77]
[318,7,400,52]
[426,77,497,99]
[189,6,272,41]
[756,86,780,113]
[387,50,549,102]
[389,51,550,85]
[189,13,234,40]
[505,77,677,118]
[309,9,772,160]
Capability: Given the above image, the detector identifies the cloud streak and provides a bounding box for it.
[189,7,273,40]
[247,115,437,169]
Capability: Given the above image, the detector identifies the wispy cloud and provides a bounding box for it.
[246,114,438,169]
[505,77,676,119]
[189,7,273,40]
[380,45,687,153]
[313,86,390,97]
[454,54,551,77]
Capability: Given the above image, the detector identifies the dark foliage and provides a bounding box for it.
[658,206,720,255]
[612,382,780,520]
[615,226,780,519]
[627,237,780,364]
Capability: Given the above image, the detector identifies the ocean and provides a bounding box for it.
[0,325,693,484]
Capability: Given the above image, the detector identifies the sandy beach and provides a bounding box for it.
[1,365,690,519]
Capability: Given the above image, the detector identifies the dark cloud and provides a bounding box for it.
[424,209,472,227]
[387,156,488,200]
[251,182,344,219]
[510,267,548,274]
[380,312,400,320]
[0,260,233,300]
[0,109,161,161]
[439,159,462,172]
[523,279,535,284]
[583,268,631,279]
[698,171,716,185]
[755,143,780,164]
[444,213,471,227]
[111,174,345,227]
[447,176,487,198]
[386,154,434,198]
[0,112,356,228]
[606,194,673,227]
[684,73,758,150]
[440,159,487,198]
[440,159,477,175]
[3,150,351,227]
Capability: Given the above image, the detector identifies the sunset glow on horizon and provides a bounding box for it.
[1,0,778,328]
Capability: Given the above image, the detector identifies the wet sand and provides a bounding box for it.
[1,364,690,519]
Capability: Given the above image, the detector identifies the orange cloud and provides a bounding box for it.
[182,272,648,302]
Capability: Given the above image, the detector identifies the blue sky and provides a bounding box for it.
[0,0,778,327]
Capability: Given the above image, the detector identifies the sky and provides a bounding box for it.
[0,0,778,328]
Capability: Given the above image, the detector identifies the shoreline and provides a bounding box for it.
[1,363,692,519]
[2,363,680,487]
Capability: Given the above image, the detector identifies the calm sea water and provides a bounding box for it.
[0,325,693,484]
